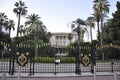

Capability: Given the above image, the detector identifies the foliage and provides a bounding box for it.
[71,18,87,42]
[93,0,110,44]
[103,1,120,44]
[67,41,93,56]
[5,20,15,37]
[0,31,11,43]
[0,13,8,31]
[86,16,95,42]
[13,0,28,37]
[96,47,120,60]
[37,45,56,57]
[68,33,73,41]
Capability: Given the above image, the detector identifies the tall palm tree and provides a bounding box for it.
[0,13,8,31]
[71,18,87,43]
[93,0,110,44]
[71,18,86,74]
[25,13,40,26]
[86,16,95,43]
[25,13,46,59]
[5,20,15,37]
[25,13,46,36]
[13,0,27,37]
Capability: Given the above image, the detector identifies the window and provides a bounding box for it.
[63,36,66,40]
[60,36,62,40]
[56,36,59,40]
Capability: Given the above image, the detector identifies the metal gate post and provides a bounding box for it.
[10,40,16,75]
[33,53,35,75]
[8,52,12,75]
[91,45,96,74]
[75,45,81,75]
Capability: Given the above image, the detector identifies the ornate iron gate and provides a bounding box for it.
[0,41,120,75]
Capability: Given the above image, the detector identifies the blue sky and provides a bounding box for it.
[0,0,119,41]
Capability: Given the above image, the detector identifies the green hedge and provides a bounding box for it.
[35,57,75,63]
[60,57,75,63]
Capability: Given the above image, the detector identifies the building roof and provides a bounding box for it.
[51,32,77,35]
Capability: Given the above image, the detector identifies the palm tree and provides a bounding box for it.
[25,13,46,36]
[25,13,46,59]
[71,18,87,43]
[68,33,73,44]
[93,0,110,44]
[13,0,27,37]
[71,18,86,74]
[25,13,40,26]
[5,20,15,37]
[0,13,8,31]
[86,16,95,43]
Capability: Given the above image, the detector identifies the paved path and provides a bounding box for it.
[1,72,120,80]
[1,75,120,80]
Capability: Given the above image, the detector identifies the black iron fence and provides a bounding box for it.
[0,41,120,75]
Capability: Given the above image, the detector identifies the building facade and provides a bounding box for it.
[49,32,78,56]
[50,32,78,46]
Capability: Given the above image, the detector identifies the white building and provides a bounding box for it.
[50,32,78,46]
[49,32,78,56]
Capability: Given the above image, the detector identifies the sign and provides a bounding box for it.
[55,59,60,63]
[81,54,91,67]
[16,52,29,66]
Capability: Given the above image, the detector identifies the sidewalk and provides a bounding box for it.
[1,72,120,77]
[0,75,120,80]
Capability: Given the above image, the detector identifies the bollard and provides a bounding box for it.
[18,66,21,80]
[93,66,96,80]
[114,71,117,80]
[2,73,6,80]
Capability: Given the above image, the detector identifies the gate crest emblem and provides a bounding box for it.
[81,54,91,67]
[16,52,29,66]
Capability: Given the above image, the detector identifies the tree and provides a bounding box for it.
[68,33,73,43]
[5,20,15,37]
[13,0,27,37]
[71,18,87,42]
[93,0,110,44]
[0,13,8,31]
[71,18,86,74]
[86,16,95,43]
[25,13,40,26]
[103,1,120,44]
[25,13,47,59]
[25,13,47,40]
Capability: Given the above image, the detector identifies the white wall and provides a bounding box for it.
[50,32,78,46]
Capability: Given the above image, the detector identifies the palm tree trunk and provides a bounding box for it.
[9,29,11,37]
[0,25,2,31]
[100,14,103,45]
[97,21,100,45]
[90,27,93,43]
[35,36,38,60]
[17,14,21,37]
[100,13,105,61]
[35,23,38,60]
